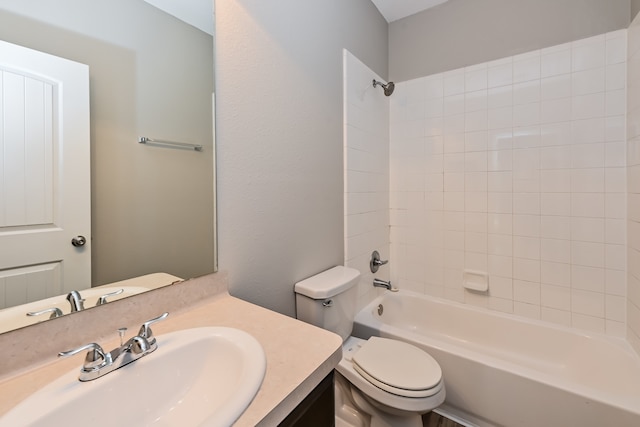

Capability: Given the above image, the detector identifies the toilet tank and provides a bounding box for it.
[294,266,360,341]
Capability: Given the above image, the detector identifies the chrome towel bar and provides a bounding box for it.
[138,136,203,152]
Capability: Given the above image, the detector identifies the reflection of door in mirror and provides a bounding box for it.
[0,40,90,309]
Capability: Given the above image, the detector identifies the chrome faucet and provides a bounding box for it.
[59,312,169,381]
[373,278,393,290]
[66,290,85,312]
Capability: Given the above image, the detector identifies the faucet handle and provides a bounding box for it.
[138,312,169,344]
[59,343,107,370]
[370,250,389,273]
[27,307,64,319]
[96,288,124,306]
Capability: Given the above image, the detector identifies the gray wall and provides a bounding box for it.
[633,0,640,20]
[0,0,215,285]
[216,0,388,317]
[390,0,631,81]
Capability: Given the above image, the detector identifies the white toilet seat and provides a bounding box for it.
[338,336,445,414]
[352,336,442,398]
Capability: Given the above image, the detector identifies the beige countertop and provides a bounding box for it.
[0,273,343,426]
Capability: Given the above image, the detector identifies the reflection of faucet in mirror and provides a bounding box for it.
[26,307,64,320]
[0,273,183,335]
[96,289,124,306]
[66,291,85,313]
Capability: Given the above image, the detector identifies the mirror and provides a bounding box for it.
[0,0,216,333]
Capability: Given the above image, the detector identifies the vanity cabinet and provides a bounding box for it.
[278,371,335,427]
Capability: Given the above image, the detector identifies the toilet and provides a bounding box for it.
[295,266,445,427]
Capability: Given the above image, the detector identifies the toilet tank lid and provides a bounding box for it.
[294,266,360,299]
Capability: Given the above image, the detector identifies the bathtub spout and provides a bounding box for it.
[373,278,398,292]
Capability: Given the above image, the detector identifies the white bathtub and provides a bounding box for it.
[352,291,640,427]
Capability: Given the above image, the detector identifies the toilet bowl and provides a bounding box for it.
[294,266,445,426]
[335,336,445,426]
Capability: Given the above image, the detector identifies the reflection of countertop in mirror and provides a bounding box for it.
[0,273,183,334]
[0,273,342,426]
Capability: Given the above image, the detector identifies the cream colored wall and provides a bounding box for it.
[215,0,388,317]
[0,0,215,285]
[389,0,631,82]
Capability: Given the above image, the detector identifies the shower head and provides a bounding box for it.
[373,79,395,96]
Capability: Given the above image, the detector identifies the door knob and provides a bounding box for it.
[71,235,87,247]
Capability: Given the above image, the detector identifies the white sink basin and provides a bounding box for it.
[1,327,266,426]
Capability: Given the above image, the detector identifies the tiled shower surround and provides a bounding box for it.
[389,30,628,336]
[344,50,390,308]
[627,18,640,354]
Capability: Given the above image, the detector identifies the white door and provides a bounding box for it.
[0,40,90,309]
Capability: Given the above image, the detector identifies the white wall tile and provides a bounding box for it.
[465,90,487,113]
[540,98,571,124]
[605,141,626,167]
[444,94,465,116]
[572,118,606,144]
[541,74,572,100]
[572,289,605,317]
[425,74,444,99]
[571,168,605,193]
[513,103,540,127]
[542,284,571,310]
[488,107,513,129]
[572,265,605,292]
[514,54,541,83]
[514,280,541,304]
[514,301,541,319]
[542,307,572,326]
[541,49,571,78]
[488,86,513,109]
[488,171,513,191]
[606,32,626,65]
[572,38,606,71]
[488,213,512,235]
[488,61,513,88]
[387,31,629,337]
[572,93,605,120]
[541,193,571,216]
[571,193,605,217]
[540,170,571,192]
[541,261,571,287]
[541,238,571,263]
[443,69,465,96]
[465,66,488,92]
[606,89,626,116]
[572,68,605,95]
[606,63,626,91]
[571,313,605,333]
[541,216,571,240]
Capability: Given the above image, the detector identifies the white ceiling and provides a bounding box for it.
[370,0,449,22]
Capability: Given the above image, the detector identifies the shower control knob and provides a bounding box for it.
[71,235,87,247]
[370,250,388,273]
